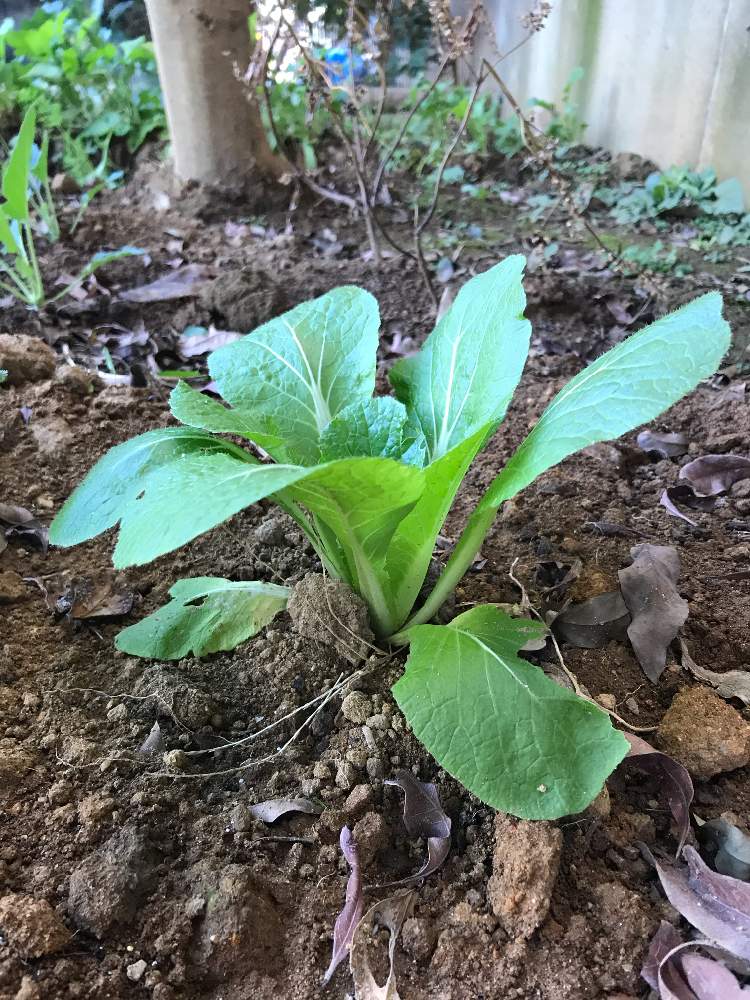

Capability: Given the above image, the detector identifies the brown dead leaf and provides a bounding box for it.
[618,545,688,682]
[350,892,414,1000]
[679,454,750,497]
[55,574,135,620]
[0,502,48,553]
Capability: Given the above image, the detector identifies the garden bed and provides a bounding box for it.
[1,165,749,1000]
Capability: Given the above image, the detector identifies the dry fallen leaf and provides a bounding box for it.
[377,771,452,890]
[178,325,242,358]
[637,430,689,460]
[323,826,364,985]
[553,590,630,648]
[696,815,750,882]
[120,264,210,303]
[618,544,688,682]
[622,733,693,854]
[55,575,135,621]
[679,454,750,497]
[679,639,750,707]
[248,797,322,824]
[0,502,48,553]
[646,845,750,961]
[349,892,414,1000]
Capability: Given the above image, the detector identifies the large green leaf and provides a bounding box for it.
[389,256,530,461]
[286,456,425,633]
[320,396,427,466]
[112,453,314,567]
[169,380,272,443]
[2,106,36,222]
[393,606,629,819]
[49,427,248,547]
[482,291,731,510]
[384,423,491,631]
[209,287,380,465]
[115,577,289,658]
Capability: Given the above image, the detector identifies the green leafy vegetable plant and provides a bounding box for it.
[0,2,165,187]
[49,256,731,819]
[0,107,142,307]
[599,166,745,225]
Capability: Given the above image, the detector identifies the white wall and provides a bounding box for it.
[475,0,750,192]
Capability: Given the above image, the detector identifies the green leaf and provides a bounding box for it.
[31,131,49,184]
[2,106,36,222]
[393,605,629,818]
[320,396,427,466]
[389,256,530,460]
[112,452,314,568]
[481,292,731,511]
[385,423,491,628]
[115,577,289,659]
[285,456,425,633]
[208,286,379,465]
[49,427,248,548]
[0,209,23,257]
[170,380,270,443]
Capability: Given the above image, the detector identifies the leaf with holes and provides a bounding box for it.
[115,577,290,658]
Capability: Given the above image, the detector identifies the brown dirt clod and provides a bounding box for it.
[487,814,563,939]
[656,686,750,779]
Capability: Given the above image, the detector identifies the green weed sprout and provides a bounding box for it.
[0,108,142,308]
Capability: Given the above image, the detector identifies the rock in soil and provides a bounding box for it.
[190,864,283,982]
[287,573,375,663]
[0,894,71,958]
[199,265,288,331]
[67,825,157,936]
[0,334,55,385]
[352,811,390,867]
[0,571,26,604]
[657,686,750,779]
[487,813,562,939]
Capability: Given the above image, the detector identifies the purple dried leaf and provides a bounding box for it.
[323,826,364,985]
[385,770,451,840]
[659,488,698,526]
[623,734,693,853]
[677,951,750,998]
[637,430,689,460]
[641,920,683,989]
[679,454,750,497]
[649,846,750,961]
[553,590,631,649]
[120,264,210,303]
[618,544,688,682]
[248,797,322,824]
[375,836,451,891]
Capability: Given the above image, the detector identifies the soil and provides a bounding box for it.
[1,154,749,1000]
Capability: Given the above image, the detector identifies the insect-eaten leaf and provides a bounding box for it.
[0,502,48,553]
[696,816,750,882]
[380,771,451,888]
[679,639,750,707]
[618,545,688,682]
[120,263,210,302]
[646,844,750,961]
[637,430,689,460]
[622,733,693,853]
[323,826,364,985]
[349,891,414,1000]
[115,577,289,659]
[552,590,630,648]
[679,454,750,497]
[393,606,629,819]
[248,797,322,824]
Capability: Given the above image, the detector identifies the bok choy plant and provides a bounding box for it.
[49,256,730,818]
